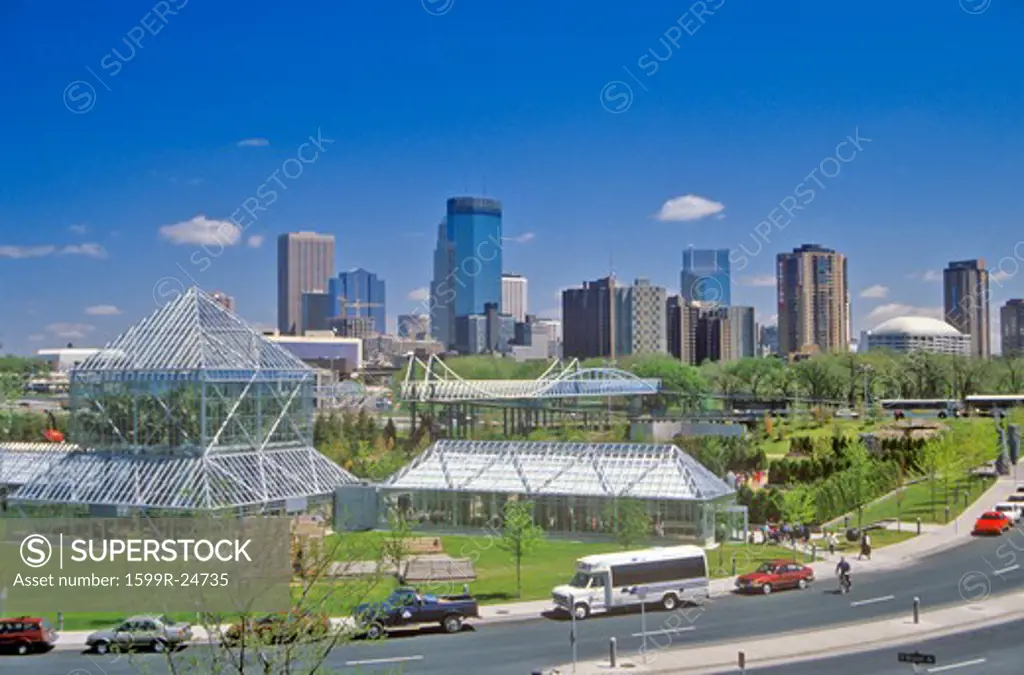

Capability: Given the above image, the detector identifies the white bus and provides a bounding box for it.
[551,545,709,619]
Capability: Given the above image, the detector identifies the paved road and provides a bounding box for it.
[5,532,1023,674]
[727,618,1024,675]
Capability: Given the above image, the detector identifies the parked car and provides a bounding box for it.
[0,616,58,655]
[993,502,1022,524]
[355,587,479,639]
[86,615,192,654]
[972,511,1012,536]
[222,611,329,646]
[735,560,814,595]
[1008,494,1024,508]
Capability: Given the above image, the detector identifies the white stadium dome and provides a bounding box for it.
[870,316,963,338]
[865,316,970,355]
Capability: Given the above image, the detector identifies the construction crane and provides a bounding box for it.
[333,273,384,334]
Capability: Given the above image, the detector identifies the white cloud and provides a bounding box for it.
[865,303,944,329]
[502,232,536,244]
[739,275,775,288]
[0,245,57,259]
[46,322,96,340]
[0,243,107,259]
[59,243,108,258]
[247,234,265,248]
[159,215,241,246]
[408,287,430,301]
[85,304,122,316]
[237,138,269,148]
[68,224,88,235]
[859,284,889,299]
[992,269,1013,283]
[907,270,942,283]
[655,194,725,222]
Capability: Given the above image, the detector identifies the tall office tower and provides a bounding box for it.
[627,278,668,355]
[725,306,756,359]
[277,232,335,335]
[398,314,430,340]
[430,197,503,348]
[501,273,528,323]
[776,244,849,356]
[944,259,990,358]
[211,292,235,312]
[562,276,617,359]
[329,268,386,334]
[1001,300,1024,357]
[681,248,732,306]
[667,295,699,364]
[430,219,455,347]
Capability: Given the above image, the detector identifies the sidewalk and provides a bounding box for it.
[563,589,1024,673]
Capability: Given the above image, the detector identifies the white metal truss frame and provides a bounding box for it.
[382,439,734,501]
[7,446,358,511]
[4,287,357,511]
[399,354,661,403]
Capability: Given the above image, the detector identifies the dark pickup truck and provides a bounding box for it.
[355,587,479,639]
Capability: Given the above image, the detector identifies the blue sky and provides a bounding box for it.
[1,0,1022,354]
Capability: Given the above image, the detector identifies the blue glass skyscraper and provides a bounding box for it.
[681,248,731,306]
[444,197,503,315]
[328,268,386,333]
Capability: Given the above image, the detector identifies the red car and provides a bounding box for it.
[0,616,58,655]
[973,511,1011,536]
[735,560,814,595]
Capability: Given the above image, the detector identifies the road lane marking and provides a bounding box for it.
[849,594,895,607]
[345,656,425,666]
[927,658,987,672]
[993,564,1020,576]
[631,627,695,637]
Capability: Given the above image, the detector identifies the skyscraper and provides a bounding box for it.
[681,248,732,306]
[430,219,455,347]
[501,274,528,323]
[277,232,335,335]
[944,259,990,358]
[621,278,667,356]
[1001,300,1024,357]
[776,244,849,356]
[562,277,617,359]
[329,268,386,334]
[667,296,699,364]
[430,198,503,348]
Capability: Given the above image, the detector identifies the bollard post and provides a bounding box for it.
[916,518,921,536]
[913,596,920,624]
[738,650,746,674]
[57,612,63,631]
[732,554,737,576]
[945,504,951,524]
[609,637,617,667]
[963,492,968,511]
[811,543,817,561]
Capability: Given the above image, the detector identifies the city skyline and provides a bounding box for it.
[3,2,1024,355]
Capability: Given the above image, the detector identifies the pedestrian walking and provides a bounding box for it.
[827,531,837,557]
[858,532,872,560]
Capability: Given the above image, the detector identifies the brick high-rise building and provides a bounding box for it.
[562,277,617,360]
[944,259,990,358]
[277,232,335,335]
[776,244,849,356]
[1000,299,1024,357]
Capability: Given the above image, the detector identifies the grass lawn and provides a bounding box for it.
[838,475,997,527]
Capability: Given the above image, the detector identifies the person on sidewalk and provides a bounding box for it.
[858,532,872,560]
[826,531,838,557]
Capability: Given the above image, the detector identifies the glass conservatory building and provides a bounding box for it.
[380,440,736,544]
[2,287,357,513]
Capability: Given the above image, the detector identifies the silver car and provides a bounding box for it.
[87,615,192,654]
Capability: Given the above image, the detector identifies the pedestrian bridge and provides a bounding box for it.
[399,354,661,403]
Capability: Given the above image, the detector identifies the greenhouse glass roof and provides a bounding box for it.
[383,440,734,501]
[3,443,358,510]
[74,287,311,376]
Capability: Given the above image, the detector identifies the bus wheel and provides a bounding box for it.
[661,593,679,611]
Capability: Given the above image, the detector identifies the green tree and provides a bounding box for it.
[498,500,545,599]
[381,505,414,582]
[605,498,652,549]
[780,485,816,525]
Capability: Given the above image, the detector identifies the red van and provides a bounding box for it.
[0,617,58,655]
